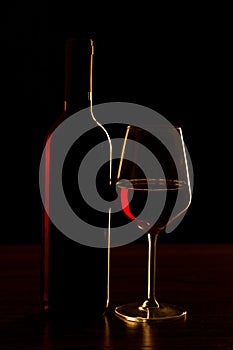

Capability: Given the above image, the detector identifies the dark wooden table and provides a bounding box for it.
[0,241,233,349]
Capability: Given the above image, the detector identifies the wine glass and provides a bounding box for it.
[114,124,192,322]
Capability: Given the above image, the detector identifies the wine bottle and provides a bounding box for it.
[40,37,109,318]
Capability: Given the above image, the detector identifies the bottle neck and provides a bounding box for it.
[63,38,94,116]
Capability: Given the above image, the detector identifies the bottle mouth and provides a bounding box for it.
[65,37,94,55]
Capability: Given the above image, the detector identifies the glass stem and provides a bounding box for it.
[142,232,159,309]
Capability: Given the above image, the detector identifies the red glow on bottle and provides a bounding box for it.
[43,134,52,308]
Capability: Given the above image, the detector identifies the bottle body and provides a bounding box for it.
[41,218,109,316]
[40,38,109,317]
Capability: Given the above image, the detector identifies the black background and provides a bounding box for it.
[1,3,230,243]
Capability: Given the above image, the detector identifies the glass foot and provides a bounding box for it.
[115,302,187,322]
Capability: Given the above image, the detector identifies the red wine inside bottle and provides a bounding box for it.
[40,38,109,318]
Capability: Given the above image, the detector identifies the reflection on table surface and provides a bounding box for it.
[0,242,233,349]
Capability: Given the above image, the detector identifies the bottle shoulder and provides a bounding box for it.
[44,111,71,143]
